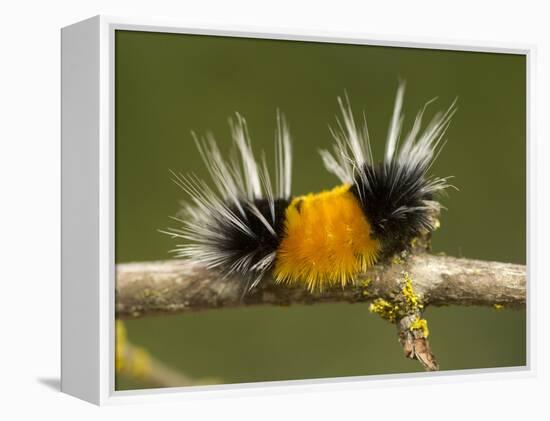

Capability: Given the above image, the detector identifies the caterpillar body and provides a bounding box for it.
[165,84,456,292]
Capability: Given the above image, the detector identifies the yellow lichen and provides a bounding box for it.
[370,273,428,328]
[361,278,372,288]
[369,298,400,323]
[401,272,423,311]
[392,255,404,265]
[410,317,430,337]
[361,278,372,296]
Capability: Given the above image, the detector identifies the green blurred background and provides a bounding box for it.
[114,30,526,390]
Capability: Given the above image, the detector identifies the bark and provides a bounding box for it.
[116,254,526,319]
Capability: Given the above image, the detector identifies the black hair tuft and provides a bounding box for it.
[350,161,438,258]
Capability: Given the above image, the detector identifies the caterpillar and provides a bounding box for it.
[165,83,457,293]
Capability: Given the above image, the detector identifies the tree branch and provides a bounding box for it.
[115,253,525,372]
[116,254,525,319]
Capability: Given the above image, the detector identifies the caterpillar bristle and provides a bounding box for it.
[321,82,457,258]
[164,112,293,292]
[165,82,456,292]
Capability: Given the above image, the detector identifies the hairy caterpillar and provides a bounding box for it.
[164,83,456,292]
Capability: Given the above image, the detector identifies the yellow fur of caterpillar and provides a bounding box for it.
[275,184,380,291]
[165,83,456,293]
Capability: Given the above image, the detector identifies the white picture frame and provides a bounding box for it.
[61,15,534,405]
